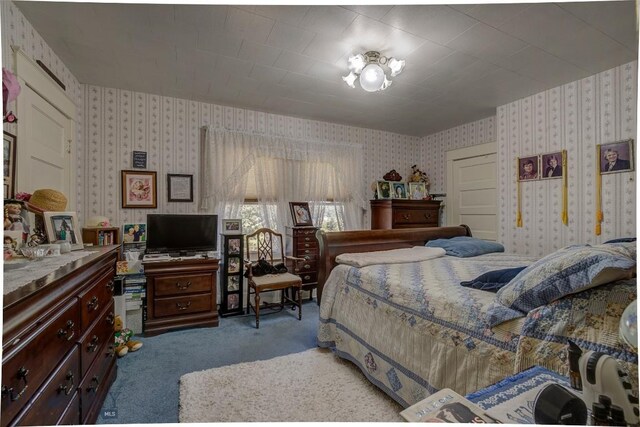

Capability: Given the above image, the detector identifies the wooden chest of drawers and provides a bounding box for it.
[143,258,219,336]
[370,199,442,229]
[2,246,118,426]
[286,226,319,300]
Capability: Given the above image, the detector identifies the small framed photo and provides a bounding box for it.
[132,150,147,169]
[3,132,16,199]
[392,182,407,199]
[376,180,392,199]
[599,139,634,174]
[228,237,241,255]
[227,293,240,310]
[228,276,240,292]
[517,155,540,181]
[123,223,147,243]
[43,211,83,250]
[289,202,313,226]
[228,256,240,274]
[222,219,242,234]
[167,173,193,202]
[409,182,428,200]
[121,170,157,208]
[540,151,565,179]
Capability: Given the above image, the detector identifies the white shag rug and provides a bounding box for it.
[179,348,404,422]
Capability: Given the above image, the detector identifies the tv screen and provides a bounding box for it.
[146,214,218,254]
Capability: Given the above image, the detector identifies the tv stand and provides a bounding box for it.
[142,257,219,336]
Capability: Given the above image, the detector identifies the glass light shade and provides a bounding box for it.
[347,54,366,74]
[360,64,385,92]
[620,301,637,349]
[342,72,357,88]
[388,58,405,76]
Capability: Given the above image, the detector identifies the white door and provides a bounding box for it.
[17,85,73,196]
[446,143,497,241]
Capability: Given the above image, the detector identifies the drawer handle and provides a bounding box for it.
[304,264,311,269]
[176,281,191,290]
[304,249,310,254]
[304,275,311,280]
[58,371,75,396]
[402,214,410,220]
[107,344,116,358]
[87,296,100,312]
[88,375,100,393]
[176,301,192,311]
[57,320,75,341]
[2,367,29,401]
[87,335,100,353]
[106,312,115,325]
[304,237,310,241]
[106,280,114,292]
[424,213,431,219]
[304,255,312,260]
[304,243,310,247]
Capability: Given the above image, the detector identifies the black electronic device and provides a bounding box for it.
[533,384,587,425]
[146,214,218,255]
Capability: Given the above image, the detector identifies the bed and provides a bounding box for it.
[316,226,638,407]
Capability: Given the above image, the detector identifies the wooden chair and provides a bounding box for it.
[245,228,303,329]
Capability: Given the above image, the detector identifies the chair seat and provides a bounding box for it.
[250,272,302,290]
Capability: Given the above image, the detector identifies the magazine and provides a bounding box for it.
[400,388,499,423]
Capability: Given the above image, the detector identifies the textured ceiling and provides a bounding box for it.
[14,1,638,136]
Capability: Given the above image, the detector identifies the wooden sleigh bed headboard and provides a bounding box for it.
[315,225,472,304]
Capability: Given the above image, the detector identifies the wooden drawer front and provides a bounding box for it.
[296,247,318,259]
[80,339,116,421]
[1,300,79,426]
[78,269,115,331]
[295,260,317,274]
[11,348,80,427]
[57,393,80,425]
[393,209,438,226]
[295,240,318,251]
[298,272,317,284]
[154,274,212,297]
[297,234,318,244]
[154,293,212,318]
[80,301,115,377]
[293,228,317,237]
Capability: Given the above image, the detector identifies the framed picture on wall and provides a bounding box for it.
[517,155,540,181]
[167,173,193,202]
[599,139,634,174]
[540,151,564,179]
[391,182,407,199]
[43,211,84,250]
[121,170,157,208]
[3,132,16,199]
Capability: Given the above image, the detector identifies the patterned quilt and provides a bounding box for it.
[317,253,638,407]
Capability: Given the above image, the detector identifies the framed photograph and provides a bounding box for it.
[123,223,147,243]
[392,182,407,199]
[228,237,241,255]
[228,276,240,292]
[132,151,147,168]
[228,256,240,274]
[4,132,16,199]
[599,139,634,174]
[167,173,193,202]
[517,155,540,181]
[222,219,242,234]
[43,211,83,250]
[540,151,564,179]
[289,202,313,226]
[409,182,428,200]
[121,170,157,208]
[376,180,392,199]
[227,293,240,310]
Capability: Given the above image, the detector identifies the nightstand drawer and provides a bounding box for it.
[393,209,438,225]
[154,274,212,297]
[298,272,317,284]
[295,260,317,273]
[154,293,213,318]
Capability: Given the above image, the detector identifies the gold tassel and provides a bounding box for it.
[561,150,568,225]
[595,145,602,235]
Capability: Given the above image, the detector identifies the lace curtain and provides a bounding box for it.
[199,127,366,231]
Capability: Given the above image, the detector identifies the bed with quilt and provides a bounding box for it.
[316,226,637,408]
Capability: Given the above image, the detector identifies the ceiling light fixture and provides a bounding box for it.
[342,51,405,92]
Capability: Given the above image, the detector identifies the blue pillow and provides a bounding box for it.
[426,236,505,257]
[460,267,527,292]
[604,237,636,243]
[491,245,635,324]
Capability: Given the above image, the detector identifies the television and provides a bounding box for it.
[146,214,218,255]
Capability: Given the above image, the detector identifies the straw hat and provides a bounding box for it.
[26,189,67,213]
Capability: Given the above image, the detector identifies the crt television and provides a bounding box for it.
[146,214,218,255]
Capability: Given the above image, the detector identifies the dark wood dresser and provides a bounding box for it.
[370,199,442,229]
[2,246,119,426]
[142,257,219,336]
[286,226,318,300]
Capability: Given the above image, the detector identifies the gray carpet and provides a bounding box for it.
[98,302,319,424]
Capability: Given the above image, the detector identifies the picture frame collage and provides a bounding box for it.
[517,151,566,182]
[376,180,428,200]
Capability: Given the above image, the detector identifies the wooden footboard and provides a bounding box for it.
[315,225,471,304]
